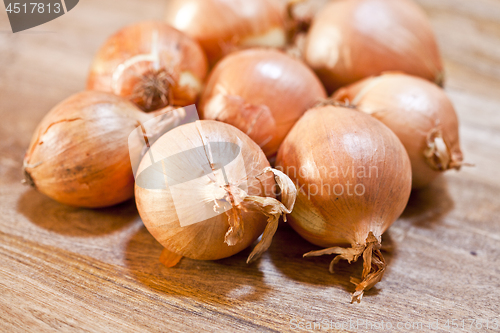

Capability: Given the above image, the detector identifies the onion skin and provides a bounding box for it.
[276,105,412,301]
[87,21,208,112]
[165,0,287,66]
[305,0,444,93]
[200,48,327,158]
[23,91,170,208]
[333,73,463,188]
[135,120,281,261]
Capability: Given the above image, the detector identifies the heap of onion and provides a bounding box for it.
[333,73,463,188]
[276,105,412,302]
[200,48,326,159]
[304,0,444,93]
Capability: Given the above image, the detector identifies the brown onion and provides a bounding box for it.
[165,0,287,66]
[333,73,463,188]
[200,48,327,158]
[87,21,208,112]
[23,91,184,208]
[276,105,412,302]
[135,120,296,263]
[304,0,444,93]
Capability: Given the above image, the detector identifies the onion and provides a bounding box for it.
[199,48,327,158]
[333,73,463,188]
[276,105,412,302]
[23,91,184,208]
[135,120,296,264]
[165,0,287,66]
[304,0,444,93]
[87,21,208,112]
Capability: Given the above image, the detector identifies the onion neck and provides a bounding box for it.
[223,185,245,246]
[286,0,314,44]
[245,168,297,263]
[350,232,386,303]
[435,70,445,88]
[424,128,460,171]
[22,156,42,189]
[213,169,294,258]
[22,164,35,188]
[448,152,466,170]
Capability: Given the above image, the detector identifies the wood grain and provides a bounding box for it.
[1,0,500,332]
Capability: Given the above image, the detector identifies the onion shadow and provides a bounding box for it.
[16,188,138,236]
[123,224,270,305]
[401,176,454,228]
[266,223,396,300]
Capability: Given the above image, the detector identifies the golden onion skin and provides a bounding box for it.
[276,106,412,248]
[135,120,276,261]
[87,21,208,112]
[200,48,327,158]
[305,0,443,93]
[23,91,153,208]
[165,0,287,66]
[334,73,463,188]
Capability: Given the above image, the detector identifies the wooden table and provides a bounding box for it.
[1,0,499,332]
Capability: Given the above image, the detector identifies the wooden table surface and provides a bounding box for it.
[1,0,499,332]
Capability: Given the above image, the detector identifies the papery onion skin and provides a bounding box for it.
[276,105,411,247]
[23,91,163,208]
[200,48,327,158]
[87,21,208,112]
[276,105,411,301]
[165,0,287,66]
[135,120,278,260]
[333,73,463,189]
[304,0,444,93]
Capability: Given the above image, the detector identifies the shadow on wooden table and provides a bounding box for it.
[124,224,271,305]
[119,177,451,304]
[401,177,454,228]
[266,223,395,300]
[17,188,138,236]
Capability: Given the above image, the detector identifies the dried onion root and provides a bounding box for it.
[276,105,412,302]
[87,21,208,112]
